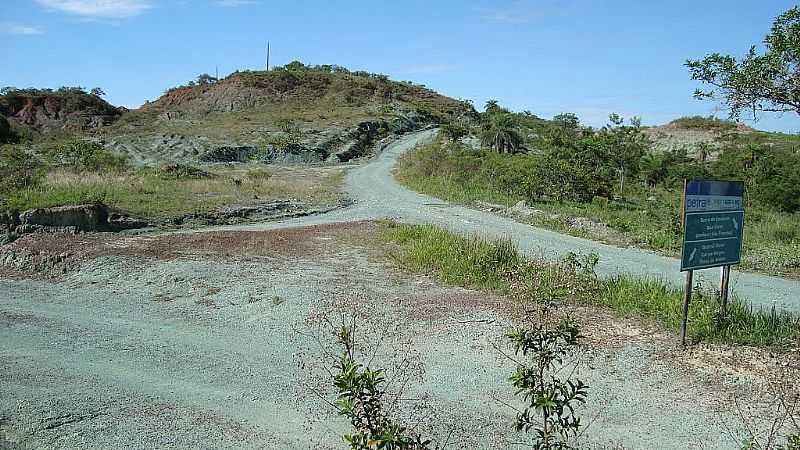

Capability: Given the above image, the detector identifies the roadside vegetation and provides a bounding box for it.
[379,221,800,350]
[0,141,345,224]
[397,111,800,278]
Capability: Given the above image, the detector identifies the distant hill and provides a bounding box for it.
[642,116,758,159]
[103,63,474,164]
[1,63,474,165]
[0,87,123,142]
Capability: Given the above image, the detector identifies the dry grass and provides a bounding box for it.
[7,165,347,222]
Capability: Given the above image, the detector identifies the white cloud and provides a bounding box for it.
[3,23,44,35]
[215,0,257,6]
[35,0,152,19]
[400,64,452,75]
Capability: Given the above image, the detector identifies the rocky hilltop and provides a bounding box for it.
[0,87,123,141]
[100,63,474,164]
[643,116,755,158]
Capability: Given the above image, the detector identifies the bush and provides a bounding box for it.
[0,144,44,194]
[398,139,616,205]
[43,140,127,172]
[440,122,469,143]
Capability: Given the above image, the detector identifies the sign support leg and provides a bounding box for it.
[720,265,731,317]
[680,269,694,348]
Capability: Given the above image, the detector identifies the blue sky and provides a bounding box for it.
[3,0,800,132]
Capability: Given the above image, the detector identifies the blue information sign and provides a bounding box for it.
[680,180,745,271]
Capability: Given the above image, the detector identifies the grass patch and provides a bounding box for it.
[379,221,800,349]
[379,222,520,291]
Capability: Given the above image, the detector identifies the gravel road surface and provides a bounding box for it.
[215,129,800,314]
[0,224,777,449]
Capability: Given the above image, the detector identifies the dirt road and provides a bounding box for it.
[0,223,782,449]
[216,129,800,314]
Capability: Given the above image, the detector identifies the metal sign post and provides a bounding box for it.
[679,179,745,347]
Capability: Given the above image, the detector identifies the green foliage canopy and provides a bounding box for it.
[687,6,800,119]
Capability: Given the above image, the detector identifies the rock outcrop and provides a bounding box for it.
[1,204,150,244]
[0,89,124,136]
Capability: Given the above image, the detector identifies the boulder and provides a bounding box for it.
[20,204,109,232]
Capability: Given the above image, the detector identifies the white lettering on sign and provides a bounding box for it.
[685,195,743,212]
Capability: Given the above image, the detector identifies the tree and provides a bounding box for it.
[548,113,582,146]
[480,114,523,153]
[552,113,580,132]
[686,7,800,119]
[639,153,667,189]
[90,87,105,97]
[284,60,307,71]
[599,114,648,198]
[748,146,800,213]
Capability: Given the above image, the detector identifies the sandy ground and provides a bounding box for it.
[1,222,795,449]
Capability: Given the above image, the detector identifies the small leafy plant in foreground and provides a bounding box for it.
[333,325,432,450]
[507,311,588,450]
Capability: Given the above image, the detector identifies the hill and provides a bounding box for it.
[0,87,123,142]
[642,116,755,158]
[101,62,474,164]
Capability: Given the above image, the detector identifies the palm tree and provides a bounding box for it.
[484,99,500,112]
[639,153,666,188]
[481,114,523,153]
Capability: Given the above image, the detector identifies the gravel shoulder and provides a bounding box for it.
[1,222,792,449]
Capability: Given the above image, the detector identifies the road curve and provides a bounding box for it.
[216,129,800,314]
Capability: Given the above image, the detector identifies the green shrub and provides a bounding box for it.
[0,144,44,194]
[440,122,469,143]
[43,140,127,172]
[332,325,432,450]
[749,147,800,213]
